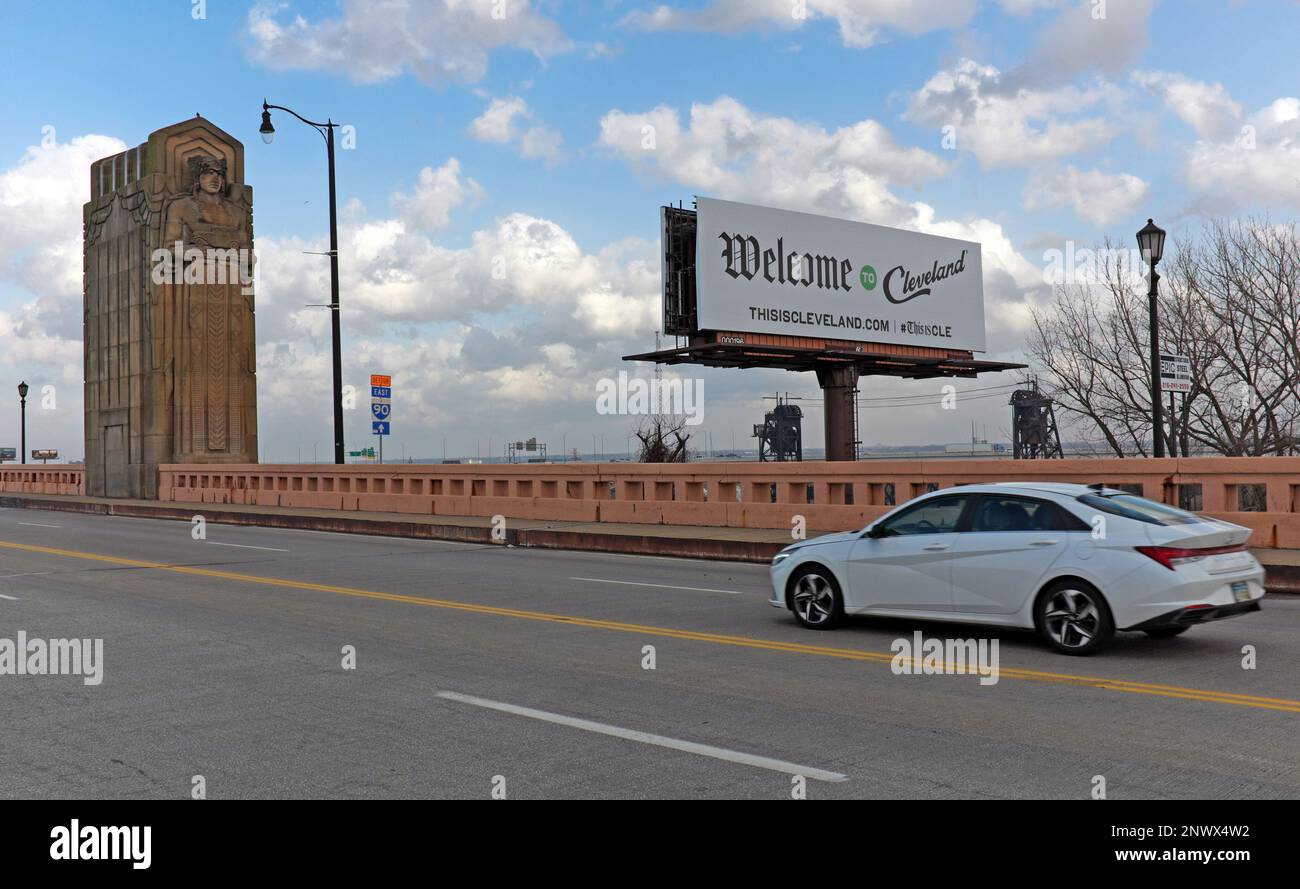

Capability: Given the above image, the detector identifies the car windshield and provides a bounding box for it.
[1076,492,1203,526]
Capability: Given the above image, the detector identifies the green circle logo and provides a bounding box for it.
[860,264,877,291]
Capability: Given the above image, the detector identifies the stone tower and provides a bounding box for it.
[83,117,258,499]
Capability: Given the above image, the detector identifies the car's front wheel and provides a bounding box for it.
[1035,580,1114,655]
[789,566,844,630]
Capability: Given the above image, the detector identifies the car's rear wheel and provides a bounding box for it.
[789,566,844,630]
[1035,580,1114,655]
[1143,626,1190,639]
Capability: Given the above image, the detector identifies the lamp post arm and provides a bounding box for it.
[263,101,335,146]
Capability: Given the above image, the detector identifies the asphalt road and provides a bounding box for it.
[1,507,1297,799]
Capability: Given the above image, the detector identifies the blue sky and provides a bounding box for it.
[2,0,1299,461]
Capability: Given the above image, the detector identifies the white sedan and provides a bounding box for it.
[768,482,1266,654]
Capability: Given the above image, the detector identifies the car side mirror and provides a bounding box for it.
[865,525,884,539]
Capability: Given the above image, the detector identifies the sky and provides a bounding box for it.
[2,0,1299,462]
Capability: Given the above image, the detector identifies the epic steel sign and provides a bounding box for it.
[695,198,986,351]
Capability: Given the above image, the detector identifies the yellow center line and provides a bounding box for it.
[3,538,1298,713]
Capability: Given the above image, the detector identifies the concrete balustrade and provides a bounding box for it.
[0,467,85,496]
[153,458,1300,546]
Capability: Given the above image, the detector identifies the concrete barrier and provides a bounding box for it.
[0,467,85,496]
[157,458,1300,545]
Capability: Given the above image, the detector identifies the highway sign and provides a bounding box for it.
[371,402,391,420]
[370,374,391,388]
[372,421,390,436]
[371,386,391,399]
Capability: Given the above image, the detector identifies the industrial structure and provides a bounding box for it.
[1010,382,1064,459]
[754,396,804,462]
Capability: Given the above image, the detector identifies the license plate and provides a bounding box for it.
[1205,551,1254,574]
[1231,581,1251,602]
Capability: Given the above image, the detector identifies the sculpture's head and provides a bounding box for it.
[188,156,228,196]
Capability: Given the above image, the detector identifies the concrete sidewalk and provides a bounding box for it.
[3,490,1298,592]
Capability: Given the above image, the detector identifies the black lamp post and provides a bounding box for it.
[260,100,345,465]
[17,380,28,465]
[1137,218,1167,458]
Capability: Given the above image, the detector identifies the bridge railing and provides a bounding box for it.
[0,467,84,496]
[158,458,1300,547]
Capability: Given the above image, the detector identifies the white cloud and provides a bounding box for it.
[245,0,572,85]
[1014,0,1157,87]
[1184,96,1300,212]
[1133,70,1243,139]
[392,158,483,232]
[599,96,950,227]
[470,97,530,143]
[1021,165,1150,225]
[469,96,564,163]
[907,58,1121,168]
[621,0,977,49]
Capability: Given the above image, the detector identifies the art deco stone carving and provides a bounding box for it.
[83,117,258,499]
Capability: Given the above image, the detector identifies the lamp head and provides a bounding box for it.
[1136,218,1166,266]
[259,104,275,144]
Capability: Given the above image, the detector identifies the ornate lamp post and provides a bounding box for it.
[17,381,28,465]
[260,101,345,465]
[1137,218,1167,458]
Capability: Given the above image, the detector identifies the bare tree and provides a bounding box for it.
[635,416,691,463]
[1027,221,1300,456]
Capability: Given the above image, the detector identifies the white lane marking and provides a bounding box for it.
[205,541,290,552]
[0,572,51,579]
[436,691,848,783]
[17,522,61,528]
[0,594,18,601]
[570,576,745,595]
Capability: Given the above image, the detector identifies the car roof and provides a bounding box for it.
[926,482,1094,497]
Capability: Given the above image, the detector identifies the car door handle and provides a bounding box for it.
[923,543,950,551]
[1028,539,1060,547]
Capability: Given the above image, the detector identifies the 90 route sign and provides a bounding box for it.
[371,374,391,436]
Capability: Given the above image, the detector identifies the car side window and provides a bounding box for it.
[970,496,1060,533]
[878,496,968,536]
[972,496,1092,530]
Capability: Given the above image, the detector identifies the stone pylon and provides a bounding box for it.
[83,116,258,499]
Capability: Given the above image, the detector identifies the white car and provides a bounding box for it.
[768,482,1265,654]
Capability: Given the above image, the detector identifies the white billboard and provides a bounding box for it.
[695,198,986,352]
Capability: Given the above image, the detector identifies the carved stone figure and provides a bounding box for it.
[83,118,258,499]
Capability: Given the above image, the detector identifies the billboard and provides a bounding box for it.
[694,198,986,352]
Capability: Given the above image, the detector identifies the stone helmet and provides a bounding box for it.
[187,155,228,194]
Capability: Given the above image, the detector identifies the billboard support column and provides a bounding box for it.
[816,365,858,462]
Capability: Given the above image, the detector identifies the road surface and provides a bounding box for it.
[1,507,1297,799]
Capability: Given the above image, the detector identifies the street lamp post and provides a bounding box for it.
[260,100,345,465]
[17,381,28,465]
[1137,218,1167,458]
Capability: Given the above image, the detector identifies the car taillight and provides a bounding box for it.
[1135,544,1246,570]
